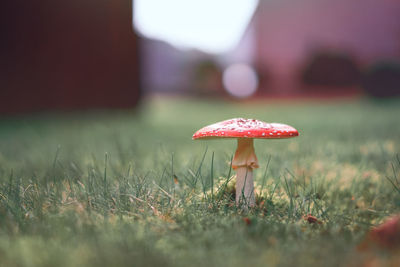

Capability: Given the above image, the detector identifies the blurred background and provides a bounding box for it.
[1,0,400,114]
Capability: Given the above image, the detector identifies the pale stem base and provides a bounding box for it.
[235,167,255,207]
[232,138,259,209]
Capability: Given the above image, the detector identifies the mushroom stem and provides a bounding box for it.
[235,167,255,208]
[232,138,259,208]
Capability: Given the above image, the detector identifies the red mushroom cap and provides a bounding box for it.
[192,118,299,140]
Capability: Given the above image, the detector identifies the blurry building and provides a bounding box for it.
[251,0,400,95]
[141,38,224,96]
[0,0,141,114]
[140,39,193,94]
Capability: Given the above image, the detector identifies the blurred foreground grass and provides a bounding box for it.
[0,97,399,266]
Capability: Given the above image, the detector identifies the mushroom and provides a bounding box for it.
[193,118,299,208]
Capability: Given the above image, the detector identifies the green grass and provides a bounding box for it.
[0,97,399,266]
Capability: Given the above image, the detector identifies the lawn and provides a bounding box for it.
[0,97,399,266]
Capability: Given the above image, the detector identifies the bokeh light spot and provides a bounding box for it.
[223,64,258,98]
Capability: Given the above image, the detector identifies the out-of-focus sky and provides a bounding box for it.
[133,0,259,54]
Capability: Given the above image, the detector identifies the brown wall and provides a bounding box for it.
[0,0,141,114]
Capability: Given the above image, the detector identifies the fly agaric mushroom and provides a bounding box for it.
[192,118,299,208]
